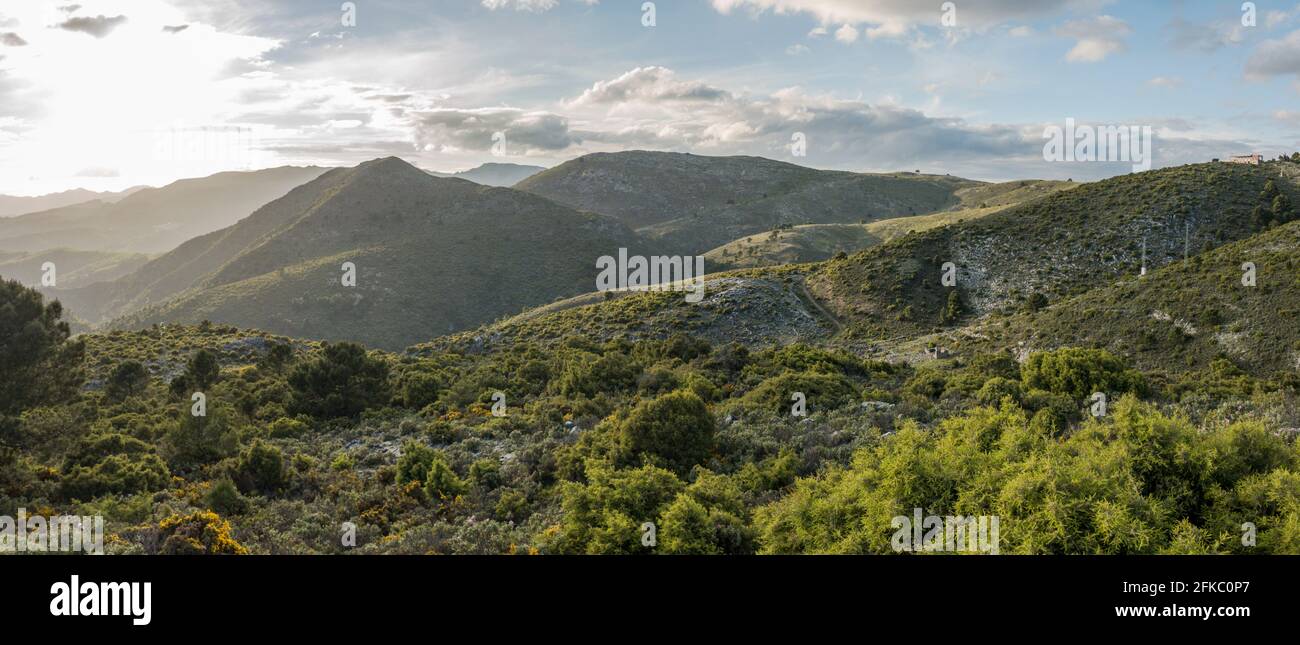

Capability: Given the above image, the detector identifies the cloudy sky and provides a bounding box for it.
[1,0,1299,195]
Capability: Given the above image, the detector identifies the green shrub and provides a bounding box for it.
[234,440,285,495]
[614,390,715,475]
[288,342,392,419]
[424,451,467,502]
[105,361,149,401]
[1021,348,1144,401]
[205,478,249,515]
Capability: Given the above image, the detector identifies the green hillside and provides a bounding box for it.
[704,180,1078,269]
[102,157,645,350]
[947,217,1300,376]
[808,162,1298,344]
[0,248,150,288]
[420,270,838,354]
[448,163,1294,357]
[517,151,978,255]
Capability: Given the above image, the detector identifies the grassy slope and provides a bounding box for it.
[703,180,1078,269]
[415,267,837,355]
[808,162,1298,345]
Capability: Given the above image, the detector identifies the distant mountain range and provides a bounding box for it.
[16,151,1295,369]
[425,162,546,187]
[50,158,641,349]
[0,186,145,218]
[516,151,976,254]
[0,166,329,255]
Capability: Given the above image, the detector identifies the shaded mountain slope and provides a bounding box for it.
[93,157,643,350]
[516,151,977,254]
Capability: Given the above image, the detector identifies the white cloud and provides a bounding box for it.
[786,43,810,55]
[1266,6,1300,29]
[480,0,598,11]
[1246,29,1300,80]
[834,23,859,44]
[1147,76,1182,88]
[568,67,732,106]
[1056,15,1130,63]
[712,0,1103,38]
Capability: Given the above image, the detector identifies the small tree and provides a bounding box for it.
[0,280,84,417]
[288,342,392,418]
[106,361,150,401]
[940,289,963,324]
[396,440,437,485]
[1273,193,1293,223]
[234,439,285,494]
[423,452,467,502]
[186,349,221,390]
[205,478,249,515]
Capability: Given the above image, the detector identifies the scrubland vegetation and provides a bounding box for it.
[5,278,1298,554]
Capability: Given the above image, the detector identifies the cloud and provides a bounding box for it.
[162,24,189,34]
[1056,15,1130,62]
[1246,29,1300,80]
[56,15,128,38]
[411,107,578,153]
[481,0,598,11]
[563,67,1036,171]
[1166,18,1246,52]
[834,24,860,44]
[1266,7,1300,29]
[569,67,732,106]
[785,43,810,55]
[1,32,25,46]
[1274,110,1300,125]
[711,0,1101,38]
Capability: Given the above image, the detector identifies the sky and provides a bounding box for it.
[1,0,1299,195]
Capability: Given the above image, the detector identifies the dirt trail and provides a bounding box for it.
[793,276,843,333]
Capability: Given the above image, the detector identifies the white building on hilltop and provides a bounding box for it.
[1224,154,1264,165]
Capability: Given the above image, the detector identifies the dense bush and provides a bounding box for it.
[1021,348,1145,401]
[288,342,392,418]
[105,361,150,401]
[613,390,715,475]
